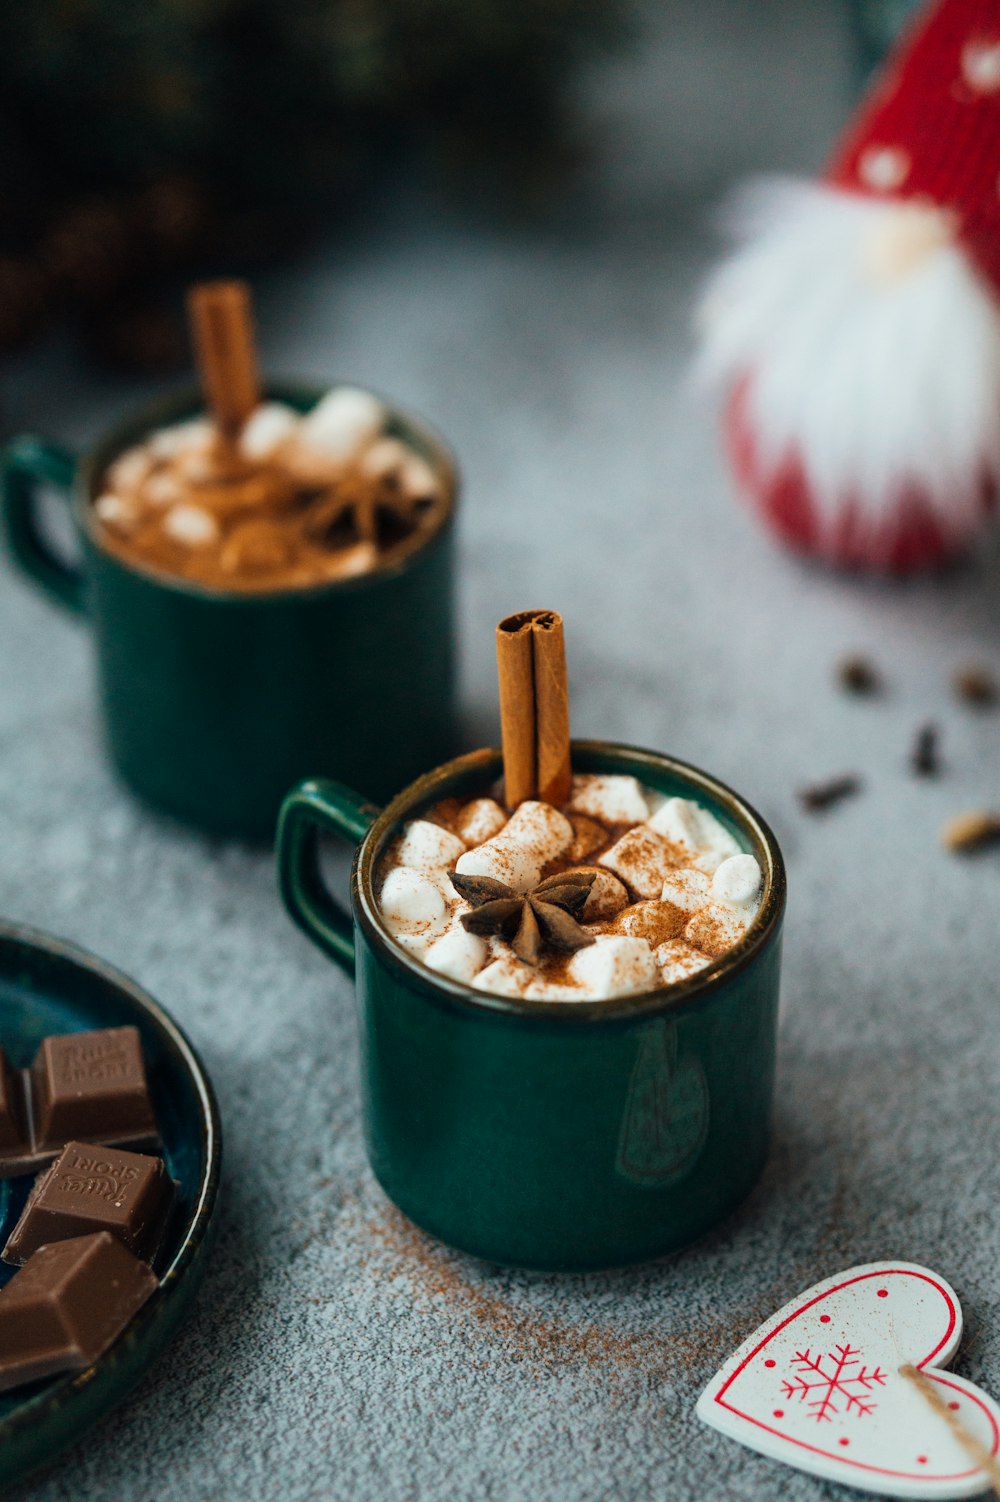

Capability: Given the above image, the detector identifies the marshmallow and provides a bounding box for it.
[94,493,138,532]
[569,774,649,825]
[300,387,385,460]
[380,867,446,925]
[455,799,507,846]
[323,541,380,580]
[421,868,469,903]
[655,941,712,985]
[525,980,588,1002]
[456,800,572,894]
[144,471,185,508]
[659,868,712,914]
[356,437,412,483]
[388,923,448,959]
[107,448,151,491]
[454,840,539,893]
[711,854,762,907]
[647,797,741,874]
[471,955,534,998]
[174,449,218,484]
[503,801,574,859]
[568,815,608,862]
[684,903,747,957]
[148,418,212,460]
[395,819,466,872]
[599,825,681,899]
[424,925,488,984]
[647,795,703,847]
[240,402,300,459]
[576,868,629,921]
[616,900,685,947]
[162,504,219,547]
[568,935,659,1000]
[353,437,438,498]
[398,452,440,501]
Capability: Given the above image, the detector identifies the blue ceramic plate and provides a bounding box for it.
[0,921,221,1491]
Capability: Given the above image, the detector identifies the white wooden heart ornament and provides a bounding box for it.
[697,1262,1000,1499]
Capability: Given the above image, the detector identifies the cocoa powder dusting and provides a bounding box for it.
[428,797,466,834]
[684,911,735,958]
[613,900,685,947]
[567,815,608,863]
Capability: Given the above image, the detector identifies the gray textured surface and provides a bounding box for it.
[3,2,1000,1498]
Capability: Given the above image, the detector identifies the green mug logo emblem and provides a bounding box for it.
[617,1019,709,1187]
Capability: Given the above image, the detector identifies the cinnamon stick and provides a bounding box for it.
[187,280,260,439]
[533,611,571,806]
[497,612,538,808]
[496,609,572,809]
[900,1365,1000,1498]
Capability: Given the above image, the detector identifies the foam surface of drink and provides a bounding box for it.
[91,388,449,592]
[376,775,764,1002]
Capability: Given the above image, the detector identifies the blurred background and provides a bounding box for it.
[0,0,915,385]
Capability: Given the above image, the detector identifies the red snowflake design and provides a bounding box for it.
[781,1345,887,1422]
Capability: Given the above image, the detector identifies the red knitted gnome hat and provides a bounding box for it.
[828,0,1000,299]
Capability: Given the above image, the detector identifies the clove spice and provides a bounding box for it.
[798,776,862,813]
[838,655,881,695]
[911,723,941,778]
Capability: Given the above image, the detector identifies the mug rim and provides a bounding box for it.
[354,739,786,1023]
[75,380,459,604]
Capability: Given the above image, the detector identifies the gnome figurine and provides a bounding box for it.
[698,0,1000,573]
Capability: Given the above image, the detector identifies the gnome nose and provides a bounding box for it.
[862,202,958,286]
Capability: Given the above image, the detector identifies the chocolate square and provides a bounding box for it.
[0,1233,157,1392]
[30,1027,157,1151]
[3,1142,174,1266]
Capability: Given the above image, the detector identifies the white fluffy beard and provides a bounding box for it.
[696,178,1000,568]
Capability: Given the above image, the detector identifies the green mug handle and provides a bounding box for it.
[1,436,87,614]
[277,778,381,975]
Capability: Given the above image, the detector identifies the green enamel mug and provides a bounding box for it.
[0,384,458,840]
[277,741,786,1272]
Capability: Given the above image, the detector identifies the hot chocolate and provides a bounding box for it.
[377,772,762,1001]
[373,609,764,1001]
[91,282,449,591]
[92,389,448,591]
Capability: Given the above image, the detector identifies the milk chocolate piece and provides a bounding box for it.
[31,1027,157,1151]
[0,1233,157,1392]
[0,1028,160,1180]
[3,1143,174,1267]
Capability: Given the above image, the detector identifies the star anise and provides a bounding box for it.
[449,869,597,966]
[304,470,434,553]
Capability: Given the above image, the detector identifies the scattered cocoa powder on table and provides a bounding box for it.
[363,1203,787,1380]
